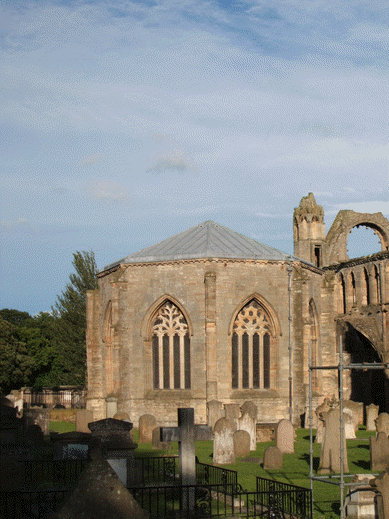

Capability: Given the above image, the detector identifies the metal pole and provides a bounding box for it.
[309,339,314,499]
[287,262,293,423]
[339,335,345,519]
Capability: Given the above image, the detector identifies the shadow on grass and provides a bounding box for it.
[300,453,320,471]
[353,459,370,470]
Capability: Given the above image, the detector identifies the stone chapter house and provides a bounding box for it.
[86,194,389,426]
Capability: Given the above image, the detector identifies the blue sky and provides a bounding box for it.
[1,0,388,315]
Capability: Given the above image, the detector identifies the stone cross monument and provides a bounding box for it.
[160,408,213,512]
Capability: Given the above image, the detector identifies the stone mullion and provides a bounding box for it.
[179,334,185,389]
[259,333,263,390]
[169,334,174,389]
[158,334,164,389]
[249,333,253,389]
[237,333,242,389]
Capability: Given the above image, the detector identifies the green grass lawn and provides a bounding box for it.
[50,423,376,518]
[133,426,376,519]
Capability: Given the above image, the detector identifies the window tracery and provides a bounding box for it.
[232,300,272,389]
[152,301,190,390]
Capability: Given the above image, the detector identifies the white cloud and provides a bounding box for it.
[147,150,196,174]
[85,180,131,203]
[329,201,389,215]
[0,218,35,232]
[79,153,107,168]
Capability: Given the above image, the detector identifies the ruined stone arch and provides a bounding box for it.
[326,211,389,264]
[142,295,192,390]
[229,294,281,390]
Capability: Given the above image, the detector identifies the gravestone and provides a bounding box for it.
[263,446,283,470]
[344,409,357,440]
[53,432,91,460]
[345,474,376,519]
[23,407,50,436]
[366,404,379,431]
[239,401,257,451]
[315,398,332,443]
[54,446,148,519]
[318,408,349,474]
[139,414,156,443]
[275,419,295,454]
[152,426,171,450]
[376,413,389,436]
[76,409,94,433]
[105,396,118,418]
[344,400,364,427]
[239,413,257,451]
[370,432,389,472]
[89,418,138,487]
[26,424,44,446]
[224,404,241,432]
[372,468,389,519]
[160,408,212,512]
[233,430,250,458]
[213,417,235,465]
[207,400,224,430]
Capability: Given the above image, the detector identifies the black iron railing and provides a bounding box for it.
[196,461,238,488]
[256,477,313,519]
[22,459,88,487]
[132,456,179,486]
[0,489,70,519]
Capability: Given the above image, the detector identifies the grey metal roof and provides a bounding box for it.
[102,221,299,272]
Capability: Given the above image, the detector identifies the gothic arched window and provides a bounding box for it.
[152,301,190,390]
[232,300,272,390]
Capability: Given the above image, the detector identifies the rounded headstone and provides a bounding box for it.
[213,418,235,465]
[233,430,250,458]
[263,446,283,470]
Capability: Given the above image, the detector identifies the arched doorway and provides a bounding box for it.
[342,323,387,412]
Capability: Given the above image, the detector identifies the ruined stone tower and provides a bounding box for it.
[293,192,326,267]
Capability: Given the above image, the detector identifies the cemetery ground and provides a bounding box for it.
[49,418,377,518]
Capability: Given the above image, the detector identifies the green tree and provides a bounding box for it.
[0,308,31,327]
[52,250,98,384]
[0,316,34,393]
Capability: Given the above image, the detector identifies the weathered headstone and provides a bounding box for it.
[370,432,389,472]
[139,414,156,443]
[105,396,118,418]
[345,474,376,519]
[160,408,212,512]
[376,413,389,436]
[26,424,44,446]
[344,409,357,440]
[366,404,379,431]
[224,404,241,432]
[344,400,364,427]
[53,432,91,460]
[239,413,257,451]
[315,398,332,444]
[239,402,257,451]
[207,400,225,430]
[23,407,50,436]
[88,418,138,487]
[233,430,250,458]
[152,426,171,450]
[263,446,283,470]
[275,419,295,454]
[318,408,349,475]
[54,446,148,519]
[76,409,94,433]
[213,417,235,465]
[372,468,389,519]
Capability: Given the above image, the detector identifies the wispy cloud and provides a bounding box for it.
[147,150,196,174]
[79,153,107,168]
[328,201,389,215]
[85,180,131,203]
[1,218,35,232]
